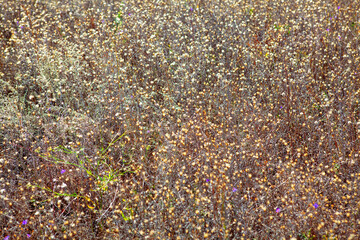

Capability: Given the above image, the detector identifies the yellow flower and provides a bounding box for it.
[85,197,96,210]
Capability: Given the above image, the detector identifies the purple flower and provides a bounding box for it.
[330,17,332,20]
[276,208,281,213]
[206,179,210,182]
[61,169,66,174]
[339,36,341,39]
[190,7,193,11]
[20,26,24,29]
[338,6,340,10]
[326,28,329,31]
[232,187,237,192]
[26,234,31,238]
[147,130,150,133]
[280,106,283,109]
[22,219,28,225]
[313,203,319,209]
[4,236,9,240]
[129,13,131,16]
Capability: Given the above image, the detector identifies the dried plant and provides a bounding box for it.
[1,0,360,239]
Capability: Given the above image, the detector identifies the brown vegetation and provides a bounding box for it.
[1,0,360,239]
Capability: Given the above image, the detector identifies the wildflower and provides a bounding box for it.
[4,236,9,240]
[22,219,28,225]
[147,130,150,133]
[232,187,237,192]
[27,234,31,238]
[61,169,66,174]
[276,208,281,213]
[206,179,210,182]
[313,203,319,209]
[190,7,193,11]
[326,28,329,31]
[338,6,340,10]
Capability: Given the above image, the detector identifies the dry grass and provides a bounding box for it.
[1,0,360,239]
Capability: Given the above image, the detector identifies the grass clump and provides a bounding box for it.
[1,0,360,239]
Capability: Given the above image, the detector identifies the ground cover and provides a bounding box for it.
[1,0,360,239]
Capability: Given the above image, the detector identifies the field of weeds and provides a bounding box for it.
[1,0,360,239]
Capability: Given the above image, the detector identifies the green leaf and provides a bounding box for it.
[100,132,126,156]
[121,210,130,221]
